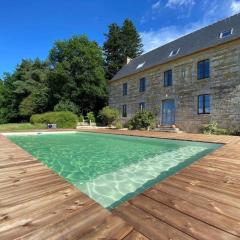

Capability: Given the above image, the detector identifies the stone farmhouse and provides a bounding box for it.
[109,14,240,132]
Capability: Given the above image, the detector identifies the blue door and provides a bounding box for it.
[162,99,175,125]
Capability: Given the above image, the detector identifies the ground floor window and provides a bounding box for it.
[139,102,145,111]
[122,104,127,117]
[198,94,210,114]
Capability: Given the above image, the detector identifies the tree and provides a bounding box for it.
[54,100,78,114]
[48,35,107,115]
[103,19,143,80]
[0,73,20,123]
[12,59,50,119]
[0,59,50,121]
[103,24,122,80]
[121,19,143,59]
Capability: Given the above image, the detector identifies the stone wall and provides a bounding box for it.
[109,40,240,133]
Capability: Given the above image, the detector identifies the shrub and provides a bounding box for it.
[128,110,155,130]
[30,111,78,128]
[99,106,120,126]
[201,121,227,135]
[228,128,240,136]
[115,120,123,129]
[79,114,84,123]
[54,100,78,114]
[87,112,96,123]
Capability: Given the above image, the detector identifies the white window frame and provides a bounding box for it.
[219,28,233,39]
[169,48,180,57]
[136,62,146,70]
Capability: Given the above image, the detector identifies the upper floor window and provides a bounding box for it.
[164,70,172,87]
[139,102,145,111]
[139,78,146,92]
[169,48,180,57]
[197,59,210,80]
[198,94,210,114]
[123,83,127,96]
[219,28,233,39]
[122,104,127,117]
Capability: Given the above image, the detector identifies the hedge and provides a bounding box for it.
[30,111,78,128]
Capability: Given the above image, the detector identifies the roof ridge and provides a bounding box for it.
[130,13,240,63]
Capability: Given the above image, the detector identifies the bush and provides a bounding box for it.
[228,128,240,136]
[128,110,155,130]
[115,120,123,129]
[54,100,78,114]
[87,112,96,123]
[79,114,84,123]
[99,106,120,126]
[30,111,78,128]
[201,121,227,135]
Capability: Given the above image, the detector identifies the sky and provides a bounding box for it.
[0,0,240,77]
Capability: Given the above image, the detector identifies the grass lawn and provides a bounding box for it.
[0,123,47,132]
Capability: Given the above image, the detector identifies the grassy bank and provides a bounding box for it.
[0,123,47,132]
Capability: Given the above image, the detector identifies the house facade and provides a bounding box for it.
[109,14,240,133]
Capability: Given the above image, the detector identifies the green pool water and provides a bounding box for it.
[9,132,221,209]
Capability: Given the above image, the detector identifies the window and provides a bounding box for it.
[139,102,145,111]
[136,62,146,70]
[123,83,127,96]
[122,105,127,117]
[197,59,210,80]
[198,94,210,114]
[219,28,233,38]
[169,48,180,57]
[164,70,172,87]
[139,78,146,92]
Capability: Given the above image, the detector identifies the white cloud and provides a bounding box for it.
[140,25,199,52]
[231,0,240,14]
[152,1,161,9]
[166,0,195,8]
[140,0,240,53]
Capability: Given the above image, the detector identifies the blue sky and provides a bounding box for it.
[0,0,240,77]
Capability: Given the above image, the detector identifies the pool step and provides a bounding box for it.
[154,125,183,133]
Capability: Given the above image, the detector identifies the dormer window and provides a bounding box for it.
[219,28,233,39]
[136,62,145,70]
[169,48,180,57]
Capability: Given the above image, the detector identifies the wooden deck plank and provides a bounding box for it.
[143,188,240,236]
[123,230,150,240]
[128,195,239,240]
[114,202,196,240]
[82,215,133,239]
[164,177,240,208]
[153,181,240,220]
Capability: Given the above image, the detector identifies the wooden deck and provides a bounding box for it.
[0,130,240,239]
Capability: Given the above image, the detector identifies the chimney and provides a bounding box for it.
[126,57,132,64]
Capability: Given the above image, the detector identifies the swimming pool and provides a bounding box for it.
[9,132,221,209]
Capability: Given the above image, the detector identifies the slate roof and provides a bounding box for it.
[112,13,240,81]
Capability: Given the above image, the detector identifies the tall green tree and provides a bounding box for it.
[103,24,122,80]
[0,73,19,123]
[14,59,50,118]
[103,19,143,80]
[121,19,143,59]
[0,59,50,122]
[48,35,107,115]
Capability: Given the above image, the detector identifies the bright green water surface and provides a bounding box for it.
[9,132,221,208]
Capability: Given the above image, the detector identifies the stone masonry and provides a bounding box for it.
[109,40,240,133]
